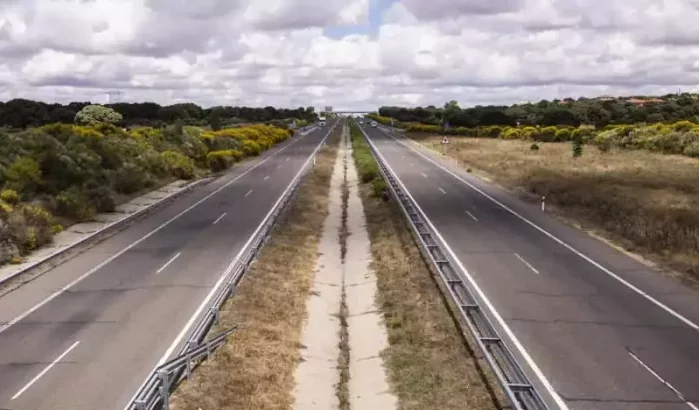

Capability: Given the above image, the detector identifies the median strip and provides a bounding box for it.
[349,121,502,410]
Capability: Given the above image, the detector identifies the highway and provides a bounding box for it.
[360,123,699,410]
[0,120,336,410]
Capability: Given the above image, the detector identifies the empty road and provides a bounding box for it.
[0,120,336,410]
[360,123,699,410]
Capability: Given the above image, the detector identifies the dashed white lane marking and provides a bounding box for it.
[156,252,181,274]
[213,212,227,225]
[438,187,447,194]
[245,189,254,197]
[264,175,270,181]
[386,130,699,332]
[12,340,81,400]
[421,172,428,178]
[465,211,479,222]
[360,127,571,410]
[627,349,699,410]
[515,253,540,275]
[277,164,282,169]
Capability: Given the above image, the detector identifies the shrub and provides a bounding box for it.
[4,156,43,194]
[501,127,521,140]
[207,150,242,172]
[482,126,503,138]
[555,128,572,142]
[683,141,699,157]
[56,186,96,221]
[521,127,540,141]
[538,126,558,142]
[21,204,53,225]
[240,140,262,156]
[371,179,388,197]
[113,162,148,194]
[161,151,196,180]
[0,189,20,204]
[530,143,540,151]
[52,224,64,234]
[83,181,117,212]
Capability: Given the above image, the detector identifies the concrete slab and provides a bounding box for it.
[344,124,397,410]
[293,134,344,410]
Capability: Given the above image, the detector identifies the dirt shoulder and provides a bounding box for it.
[170,126,341,410]
[350,123,501,410]
[408,133,699,285]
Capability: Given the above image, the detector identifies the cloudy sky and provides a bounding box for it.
[1,0,699,110]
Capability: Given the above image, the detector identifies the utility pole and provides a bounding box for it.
[106,91,123,104]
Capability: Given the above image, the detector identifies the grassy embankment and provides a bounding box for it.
[170,125,341,409]
[0,122,293,266]
[410,133,699,284]
[349,122,502,410]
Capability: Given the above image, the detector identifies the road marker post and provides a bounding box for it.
[440,135,449,155]
[541,196,546,212]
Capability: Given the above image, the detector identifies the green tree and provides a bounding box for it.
[572,134,583,158]
[75,105,123,126]
[210,111,222,131]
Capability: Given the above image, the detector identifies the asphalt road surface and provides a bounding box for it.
[360,123,699,410]
[0,120,336,410]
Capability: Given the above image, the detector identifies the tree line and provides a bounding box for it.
[0,98,318,129]
[378,93,699,128]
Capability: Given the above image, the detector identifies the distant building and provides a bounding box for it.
[628,98,664,106]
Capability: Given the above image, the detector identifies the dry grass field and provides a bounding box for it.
[410,133,699,284]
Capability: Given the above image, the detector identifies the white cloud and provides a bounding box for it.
[1,0,699,110]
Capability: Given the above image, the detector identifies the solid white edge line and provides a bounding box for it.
[121,120,335,410]
[363,127,571,410]
[156,252,181,274]
[384,130,699,332]
[465,210,479,222]
[213,212,227,225]
[627,350,699,410]
[0,130,312,337]
[515,253,540,275]
[12,340,80,400]
[244,189,253,197]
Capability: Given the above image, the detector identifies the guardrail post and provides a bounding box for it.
[158,369,170,409]
[185,351,193,379]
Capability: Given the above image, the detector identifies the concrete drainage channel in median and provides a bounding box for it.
[293,122,397,409]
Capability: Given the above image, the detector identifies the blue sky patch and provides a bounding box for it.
[323,0,398,39]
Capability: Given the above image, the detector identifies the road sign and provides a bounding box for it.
[441,136,449,144]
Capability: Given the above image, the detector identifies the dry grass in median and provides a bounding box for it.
[170,128,340,410]
[410,133,699,284]
[351,124,501,410]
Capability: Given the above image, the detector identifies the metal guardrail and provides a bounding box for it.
[355,121,550,410]
[126,120,339,410]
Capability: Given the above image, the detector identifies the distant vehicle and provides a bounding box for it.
[359,119,363,124]
[371,121,377,127]
[320,121,326,127]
